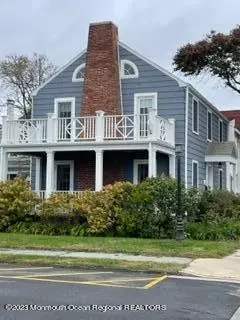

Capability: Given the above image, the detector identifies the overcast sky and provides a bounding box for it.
[0,0,239,110]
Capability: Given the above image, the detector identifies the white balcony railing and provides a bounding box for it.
[1,110,175,146]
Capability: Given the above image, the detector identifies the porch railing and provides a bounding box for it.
[1,111,175,146]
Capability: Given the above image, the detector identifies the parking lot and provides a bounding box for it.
[0,264,239,319]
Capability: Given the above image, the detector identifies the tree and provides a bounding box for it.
[0,53,57,118]
[173,26,240,94]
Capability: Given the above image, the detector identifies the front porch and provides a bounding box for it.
[27,148,176,198]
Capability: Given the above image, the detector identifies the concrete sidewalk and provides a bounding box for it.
[0,248,191,265]
[182,250,240,281]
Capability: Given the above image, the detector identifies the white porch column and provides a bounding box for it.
[0,148,8,181]
[95,149,103,191]
[148,143,157,178]
[46,150,55,198]
[169,155,176,178]
[232,164,236,193]
[226,162,231,191]
[35,157,41,192]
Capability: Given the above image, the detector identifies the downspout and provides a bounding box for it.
[184,86,189,188]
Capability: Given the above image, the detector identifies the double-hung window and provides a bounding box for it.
[219,120,223,142]
[192,98,199,134]
[207,111,212,141]
[192,160,199,188]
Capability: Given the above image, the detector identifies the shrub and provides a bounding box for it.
[118,176,179,238]
[0,179,39,231]
[185,220,240,240]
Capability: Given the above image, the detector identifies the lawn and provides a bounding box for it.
[0,233,239,258]
[0,254,182,273]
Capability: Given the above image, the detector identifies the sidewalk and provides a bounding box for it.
[0,248,191,265]
[182,250,240,281]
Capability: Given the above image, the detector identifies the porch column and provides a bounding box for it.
[0,148,8,181]
[226,162,231,191]
[169,155,176,178]
[148,143,157,178]
[46,150,55,198]
[95,149,103,191]
[232,164,236,193]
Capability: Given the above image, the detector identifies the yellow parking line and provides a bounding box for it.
[14,271,113,279]
[143,275,167,289]
[90,277,156,283]
[13,276,144,289]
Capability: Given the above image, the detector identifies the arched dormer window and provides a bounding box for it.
[121,60,139,79]
[72,63,85,82]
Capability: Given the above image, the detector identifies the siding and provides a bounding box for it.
[32,53,86,117]
[187,91,228,189]
[119,45,186,180]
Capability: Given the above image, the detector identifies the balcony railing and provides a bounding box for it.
[1,110,175,146]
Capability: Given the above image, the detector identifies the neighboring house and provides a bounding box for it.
[0,21,237,197]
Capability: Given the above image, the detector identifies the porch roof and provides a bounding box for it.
[205,142,238,164]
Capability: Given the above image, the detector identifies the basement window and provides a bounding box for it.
[72,63,85,82]
[121,60,139,79]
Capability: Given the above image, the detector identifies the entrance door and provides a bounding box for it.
[134,160,148,184]
[55,98,75,140]
[134,93,157,138]
[55,161,74,191]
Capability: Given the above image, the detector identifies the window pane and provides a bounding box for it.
[58,102,71,118]
[219,121,223,142]
[57,164,70,190]
[124,63,135,75]
[193,162,198,187]
[76,67,85,79]
[208,112,212,140]
[193,100,198,132]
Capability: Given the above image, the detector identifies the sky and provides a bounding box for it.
[0,0,239,111]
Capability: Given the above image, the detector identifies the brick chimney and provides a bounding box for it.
[81,21,122,116]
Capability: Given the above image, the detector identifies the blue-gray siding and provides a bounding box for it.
[187,91,228,189]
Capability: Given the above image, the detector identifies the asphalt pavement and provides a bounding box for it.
[0,264,239,320]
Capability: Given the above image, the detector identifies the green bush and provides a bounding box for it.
[185,220,240,240]
[118,176,179,238]
[0,179,39,231]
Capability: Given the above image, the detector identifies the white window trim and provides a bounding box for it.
[207,110,212,142]
[133,159,148,184]
[54,97,75,117]
[219,119,223,142]
[72,63,85,82]
[121,59,139,79]
[192,98,199,135]
[134,92,158,115]
[54,160,74,191]
[192,160,199,188]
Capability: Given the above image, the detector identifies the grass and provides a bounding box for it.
[0,233,239,258]
[0,254,183,273]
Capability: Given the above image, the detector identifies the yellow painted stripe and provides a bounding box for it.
[90,277,155,283]
[143,275,167,289]
[0,267,53,272]
[14,271,113,279]
[13,276,144,289]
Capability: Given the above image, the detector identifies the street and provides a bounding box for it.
[0,264,239,320]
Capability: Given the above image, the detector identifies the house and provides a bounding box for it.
[0,21,237,197]
[0,101,31,181]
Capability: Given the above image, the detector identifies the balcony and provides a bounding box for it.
[1,110,175,147]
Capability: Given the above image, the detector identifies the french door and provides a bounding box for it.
[134,93,157,138]
[54,98,75,140]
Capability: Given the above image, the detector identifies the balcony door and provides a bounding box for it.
[134,93,157,138]
[54,98,75,140]
[55,161,74,191]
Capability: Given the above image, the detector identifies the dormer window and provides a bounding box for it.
[72,63,85,82]
[121,60,139,79]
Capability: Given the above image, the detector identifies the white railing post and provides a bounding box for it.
[148,108,157,139]
[1,116,8,144]
[95,110,105,142]
[47,113,57,143]
[168,118,175,146]
[134,114,139,140]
